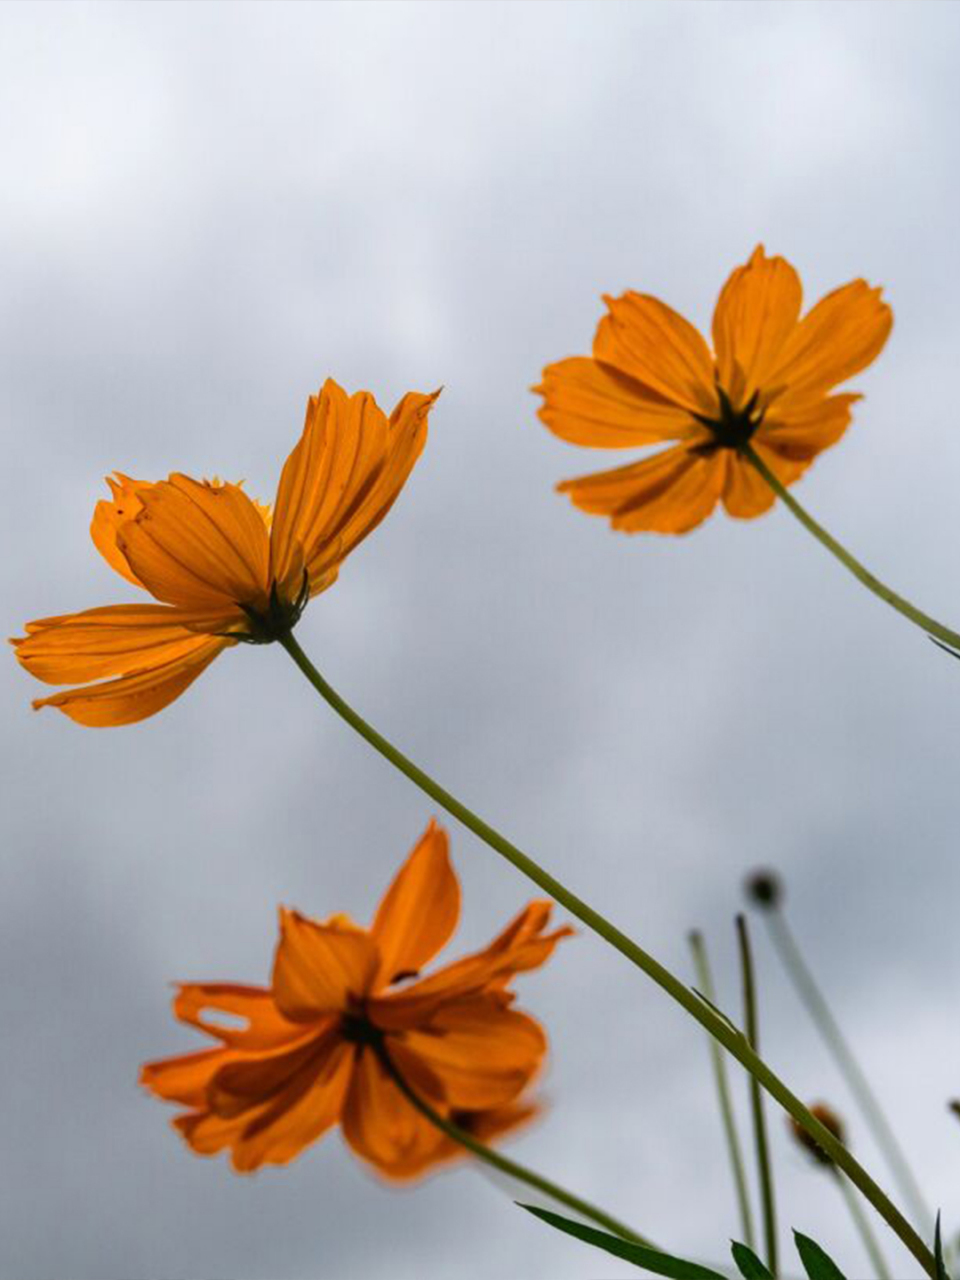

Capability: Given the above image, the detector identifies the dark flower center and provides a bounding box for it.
[339,1009,385,1050]
[690,384,763,455]
[234,570,311,645]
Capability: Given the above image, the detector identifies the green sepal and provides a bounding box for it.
[731,1240,775,1279]
[518,1204,725,1278]
[793,1230,848,1280]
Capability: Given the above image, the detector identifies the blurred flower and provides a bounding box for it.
[141,820,570,1177]
[790,1101,846,1166]
[13,379,438,725]
[536,246,891,533]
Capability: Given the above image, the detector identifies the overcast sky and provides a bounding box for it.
[3,3,960,1278]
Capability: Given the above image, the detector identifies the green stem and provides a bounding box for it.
[375,1044,650,1245]
[737,915,778,1277]
[689,930,756,1250]
[764,908,933,1236]
[742,442,960,651]
[833,1168,893,1280]
[278,630,936,1278]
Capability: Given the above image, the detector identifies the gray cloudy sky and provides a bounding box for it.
[3,2,960,1277]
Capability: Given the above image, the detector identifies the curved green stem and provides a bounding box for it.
[737,915,778,1276]
[376,1045,650,1245]
[689,931,755,1250]
[833,1168,893,1280]
[279,631,935,1277]
[763,908,932,1236]
[742,443,960,651]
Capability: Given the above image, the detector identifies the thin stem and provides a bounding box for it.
[764,908,932,1236]
[737,915,778,1277]
[742,442,960,652]
[278,631,936,1277]
[689,930,755,1250]
[833,1168,893,1280]
[375,1044,650,1245]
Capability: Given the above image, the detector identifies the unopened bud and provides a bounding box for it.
[790,1102,846,1167]
[745,869,783,909]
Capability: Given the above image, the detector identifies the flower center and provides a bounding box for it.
[234,571,311,645]
[690,384,763,455]
[339,1009,385,1050]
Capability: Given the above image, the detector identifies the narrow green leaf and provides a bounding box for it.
[691,986,745,1037]
[731,1240,775,1279]
[518,1204,725,1279]
[793,1231,848,1280]
[934,1212,950,1280]
[931,637,960,661]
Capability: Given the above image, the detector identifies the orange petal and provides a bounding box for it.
[28,633,230,726]
[593,293,717,415]
[117,475,271,612]
[401,998,546,1109]
[758,393,858,461]
[557,444,726,535]
[90,473,156,588]
[768,279,892,409]
[208,1028,340,1118]
[170,1040,355,1171]
[272,909,379,1020]
[712,246,802,403]
[377,1098,539,1183]
[228,1039,355,1171]
[721,441,809,520]
[371,820,460,990]
[13,604,237,685]
[173,1106,256,1157]
[535,357,695,448]
[370,900,572,1029]
[340,1047,446,1174]
[270,379,437,600]
[140,1046,235,1107]
[172,982,308,1051]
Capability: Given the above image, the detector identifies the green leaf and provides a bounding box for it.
[931,637,960,662]
[935,1212,951,1280]
[518,1204,726,1279]
[793,1231,848,1280]
[691,986,745,1037]
[731,1240,775,1280]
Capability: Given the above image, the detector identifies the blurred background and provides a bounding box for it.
[2,2,960,1276]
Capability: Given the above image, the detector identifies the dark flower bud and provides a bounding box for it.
[790,1102,846,1167]
[744,869,783,909]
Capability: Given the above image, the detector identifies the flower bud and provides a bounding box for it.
[790,1102,846,1167]
[744,869,783,909]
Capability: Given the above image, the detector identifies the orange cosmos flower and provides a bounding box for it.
[12,378,438,726]
[536,246,892,533]
[140,820,571,1178]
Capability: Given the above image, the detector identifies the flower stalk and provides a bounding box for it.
[689,931,755,1250]
[742,442,960,652]
[279,630,936,1277]
[376,1045,650,1246]
[833,1168,893,1280]
[755,894,932,1237]
[736,915,777,1277]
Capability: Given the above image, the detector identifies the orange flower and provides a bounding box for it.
[140,821,571,1178]
[13,379,438,726]
[536,246,892,534]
